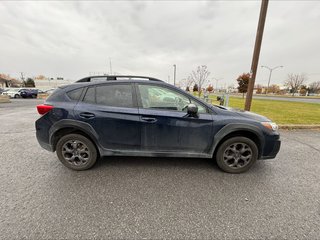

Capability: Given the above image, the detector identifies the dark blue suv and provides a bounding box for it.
[35,75,280,173]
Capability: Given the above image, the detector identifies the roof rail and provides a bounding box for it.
[76,75,163,83]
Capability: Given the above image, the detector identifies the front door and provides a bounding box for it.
[136,83,213,154]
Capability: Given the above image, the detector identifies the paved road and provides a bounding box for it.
[253,95,320,104]
[1,99,320,239]
[231,94,320,104]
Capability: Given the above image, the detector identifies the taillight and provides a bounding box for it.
[37,104,53,115]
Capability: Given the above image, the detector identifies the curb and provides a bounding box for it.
[279,125,320,130]
[0,95,10,103]
[37,93,49,99]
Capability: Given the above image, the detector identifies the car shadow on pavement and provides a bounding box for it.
[94,156,221,171]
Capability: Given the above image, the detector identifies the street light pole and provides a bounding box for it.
[173,64,176,86]
[261,65,283,94]
[213,77,223,91]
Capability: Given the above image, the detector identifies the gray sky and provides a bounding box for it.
[1,1,319,87]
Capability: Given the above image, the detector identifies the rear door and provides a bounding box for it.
[136,83,213,153]
[74,83,141,151]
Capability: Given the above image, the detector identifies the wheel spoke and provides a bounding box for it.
[240,154,252,162]
[79,147,88,153]
[65,155,75,162]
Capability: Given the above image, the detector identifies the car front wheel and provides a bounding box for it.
[216,136,258,173]
[56,134,97,170]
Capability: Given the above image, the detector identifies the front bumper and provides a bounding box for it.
[260,139,281,160]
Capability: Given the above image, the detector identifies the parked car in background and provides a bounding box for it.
[35,75,281,173]
[0,88,6,94]
[1,88,26,98]
[20,89,38,98]
[1,88,38,98]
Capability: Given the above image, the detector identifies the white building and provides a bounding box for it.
[34,79,74,90]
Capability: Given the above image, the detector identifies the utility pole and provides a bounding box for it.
[261,65,283,94]
[20,72,25,81]
[109,58,113,75]
[173,64,176,86]
[20,72,25,86]
[245,0,269,111]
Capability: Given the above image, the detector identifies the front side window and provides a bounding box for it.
[138,85,190,111]
[96,84,133,108]
[138,84,208,113]
[190,99,207,114]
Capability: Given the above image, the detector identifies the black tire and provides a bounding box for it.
[215,136,258,174]
[14,94,20,98]
[56,134,97,170]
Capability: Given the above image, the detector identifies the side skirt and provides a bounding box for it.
[100,149,212,159]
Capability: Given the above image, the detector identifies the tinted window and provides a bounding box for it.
[83,87,95,104]
[67,88,83,101]
[96,84,133,108]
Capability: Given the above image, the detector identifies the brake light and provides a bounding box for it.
[37,104,53,115]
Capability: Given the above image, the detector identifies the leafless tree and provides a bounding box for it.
[284,73,307,96]
[180,77,194,90]
[308,81,320,94]
[189,65,210,96]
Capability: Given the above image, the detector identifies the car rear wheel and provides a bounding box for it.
[14,94,20,98]
[216,136,258,173]
[56,134,97,170]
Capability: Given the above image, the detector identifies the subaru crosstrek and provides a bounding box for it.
[35,75,280,173]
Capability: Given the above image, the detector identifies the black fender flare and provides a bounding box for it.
[209,123,265,158]
[49,119,101,154]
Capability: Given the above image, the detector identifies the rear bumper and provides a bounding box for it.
[37,139,54,152]
[36,118,54,152]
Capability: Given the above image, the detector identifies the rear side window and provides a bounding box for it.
[67,88,83,101]
[96,84,133,108]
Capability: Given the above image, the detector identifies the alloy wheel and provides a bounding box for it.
[62,140,90,166]
[223,142,253,169]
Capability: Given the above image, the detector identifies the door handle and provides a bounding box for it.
[79,112,95,119]
[141,117,157,123]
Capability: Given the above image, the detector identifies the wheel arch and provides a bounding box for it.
[49,119,101,155]
[211,123,264,159]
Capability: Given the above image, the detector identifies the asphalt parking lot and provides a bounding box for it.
[0,99,319,239]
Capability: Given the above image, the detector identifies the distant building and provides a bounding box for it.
[34,78,74,90]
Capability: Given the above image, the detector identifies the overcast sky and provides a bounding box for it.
[1,1,319,87]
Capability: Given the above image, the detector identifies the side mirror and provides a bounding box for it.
[187,103,198,117]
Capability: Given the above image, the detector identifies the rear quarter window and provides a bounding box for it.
[66,88,84,101]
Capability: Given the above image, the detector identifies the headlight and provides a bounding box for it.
[261,122,278,131]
